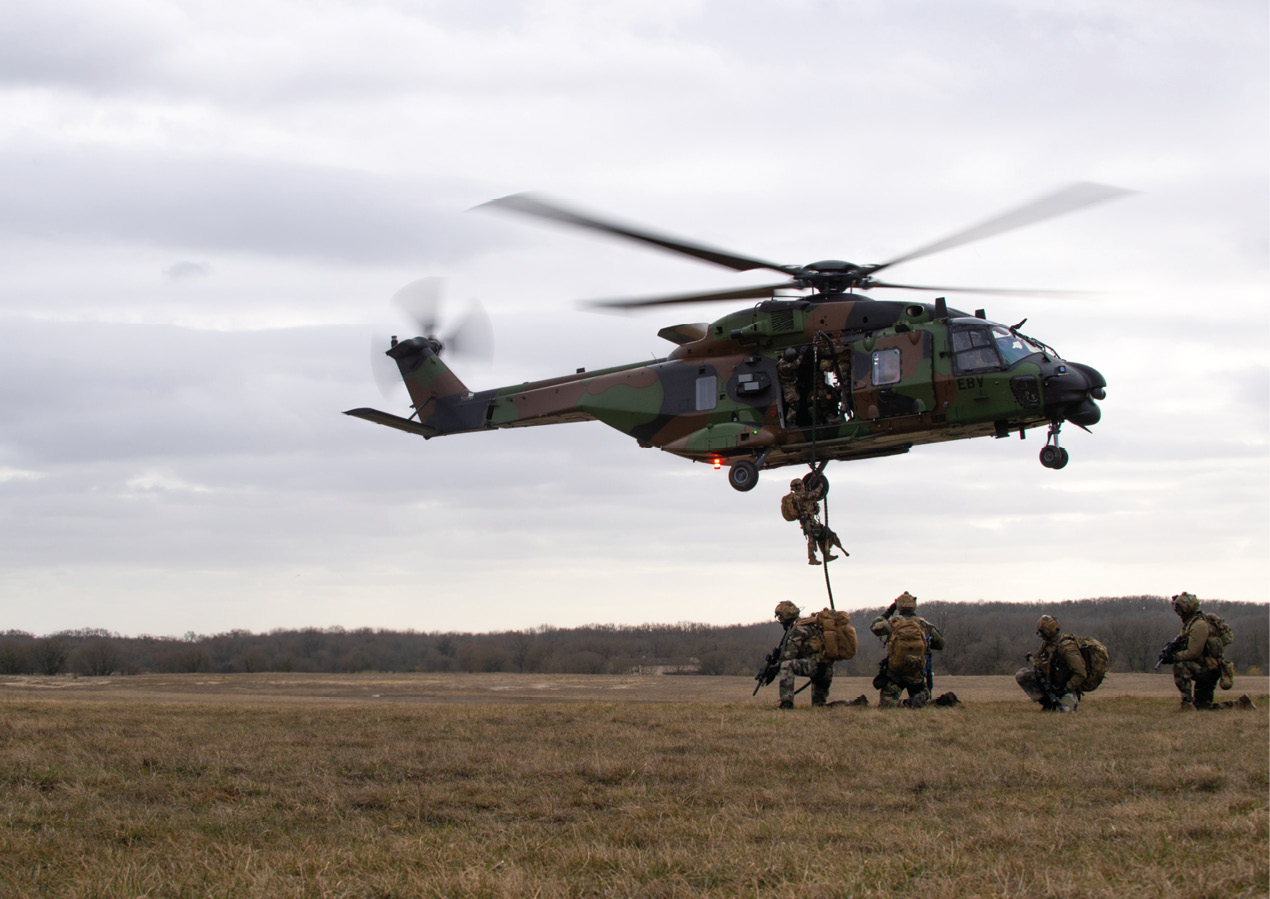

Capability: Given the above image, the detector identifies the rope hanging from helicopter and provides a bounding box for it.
[809,330,840,610]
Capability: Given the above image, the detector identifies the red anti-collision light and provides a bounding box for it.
[712,458,722,470]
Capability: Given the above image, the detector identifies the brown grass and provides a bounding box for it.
[1,674,1266,898]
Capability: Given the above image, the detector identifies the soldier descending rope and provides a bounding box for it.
[780,475,847,567]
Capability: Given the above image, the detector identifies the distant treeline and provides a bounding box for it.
[2,597,1266,678]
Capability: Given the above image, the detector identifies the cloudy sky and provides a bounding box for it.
[1,0,1266,637]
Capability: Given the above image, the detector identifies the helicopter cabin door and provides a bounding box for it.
[851,331,936,421]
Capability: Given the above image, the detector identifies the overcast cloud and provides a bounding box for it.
[0,0,1266,637]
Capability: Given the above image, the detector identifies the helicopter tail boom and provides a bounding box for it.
[346,336,490,438]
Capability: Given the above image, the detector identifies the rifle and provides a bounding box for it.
[753,627,791,695]
[1033,663,1064,710]
[1155,633,1188,669]
[923,651,933,693]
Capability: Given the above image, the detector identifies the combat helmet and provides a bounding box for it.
[1171,591,1199,616]
[1036,615,1061,640]
[774,601,801,624]
[895,591,917,613]
[789,478,803,490]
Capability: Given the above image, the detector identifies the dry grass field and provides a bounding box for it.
[2,673,1267,898]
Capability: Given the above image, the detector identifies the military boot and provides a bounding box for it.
[1179,698,1195,712]
[849,694,870,707]
[778,700,793,710]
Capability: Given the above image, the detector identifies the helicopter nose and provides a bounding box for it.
[1070,362,1106,396]
[1044,362,1106,427]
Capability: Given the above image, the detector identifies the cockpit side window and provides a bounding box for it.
[951,327,1002,373]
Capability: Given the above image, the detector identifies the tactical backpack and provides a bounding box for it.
[780,494,801,522]
[814,609,857,661]
[1198,612,1235,689]
[1201,612,1233,657]
[1061,635,1109,692]
[886,615,928,678]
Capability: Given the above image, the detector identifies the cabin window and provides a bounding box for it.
[952,327,1002,373]
[695,375,717,411]
[871,349,901,386]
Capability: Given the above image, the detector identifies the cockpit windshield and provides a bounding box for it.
[991,325,1045,365]
[952,323,1048,373]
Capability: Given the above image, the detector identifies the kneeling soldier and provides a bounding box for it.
[1016,615,1086,712]
[774,601,834,708]
[870,592,944,709]
[1165,592,1255,711]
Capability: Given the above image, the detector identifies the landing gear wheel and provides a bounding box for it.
[1040,418,1069,470]
[1040,445,1065,469]
[728,460,758,492]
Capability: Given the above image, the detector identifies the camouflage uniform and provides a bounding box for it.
[870,592,944,708]
[1015,615,1086,712]
[777,348,804,423]
[774,601,833,707]
[832,351,853,418]
[1168,592,1251,711]
[782,476,846,566]
[814,359,839,423]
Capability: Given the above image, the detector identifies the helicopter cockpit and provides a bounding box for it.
[950,321,1049,373]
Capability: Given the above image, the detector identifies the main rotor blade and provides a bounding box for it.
[477,193,792,275]
[870,182,1135,275]
[586,282,797,310]
[869,279,1096,298]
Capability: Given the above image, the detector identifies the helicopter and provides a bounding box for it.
[346,183,1126,492]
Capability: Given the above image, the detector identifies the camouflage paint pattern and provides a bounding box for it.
[346,295,1107,486]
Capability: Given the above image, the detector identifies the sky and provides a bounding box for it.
[1,0,1266,637]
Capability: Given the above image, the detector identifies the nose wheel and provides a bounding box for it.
[1039,421,1070,469]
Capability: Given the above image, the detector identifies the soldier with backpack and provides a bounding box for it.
[870,592,946,709]
[771,600,859,708]
[779,477,847,566]
[1163,592,1256,711]
[1015,615,1106,712]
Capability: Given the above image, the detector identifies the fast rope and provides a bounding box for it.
[809,332,835,610]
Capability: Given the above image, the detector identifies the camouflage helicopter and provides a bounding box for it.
[346,184,1125,491]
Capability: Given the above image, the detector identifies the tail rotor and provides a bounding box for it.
[370,277,494,400]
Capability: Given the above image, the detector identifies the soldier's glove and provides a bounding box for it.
[884,602,897,619]
[1025,652,1033,663]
